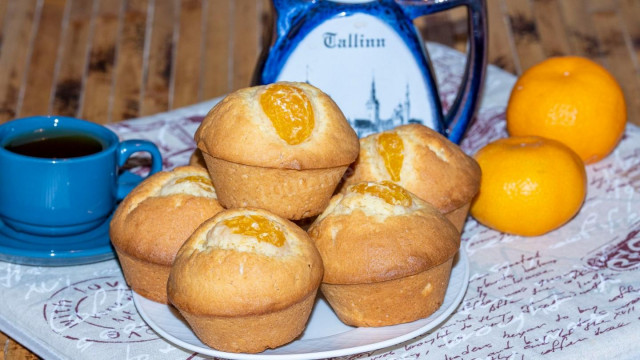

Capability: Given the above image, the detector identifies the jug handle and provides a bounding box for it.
[398,0,487,143]
[272,0,317,38]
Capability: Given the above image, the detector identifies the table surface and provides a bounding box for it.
[0,0,639,359]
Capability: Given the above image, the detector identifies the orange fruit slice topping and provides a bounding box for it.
[351,181,412,207]
[376,132,404,181]
[222,214,285,247]
[260,84,315,145]
[175,175,212,187]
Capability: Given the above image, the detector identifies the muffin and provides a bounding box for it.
[110,166,223,303]
[188,148,206,168]
[308,181,460,327]
[194,81,359,220]
[167,208,323,353]
[342,123,481,231]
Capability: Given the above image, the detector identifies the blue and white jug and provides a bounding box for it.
[253,0,487,144]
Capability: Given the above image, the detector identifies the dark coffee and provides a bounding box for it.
[4,131,105,159]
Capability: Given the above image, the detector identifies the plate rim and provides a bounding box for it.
[134,247,470,359]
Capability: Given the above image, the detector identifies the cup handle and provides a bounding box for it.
[116,139,163,200]
[398,0,487,143]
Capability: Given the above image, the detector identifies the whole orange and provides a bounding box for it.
[470,136,587,237]
[506,56,626,164]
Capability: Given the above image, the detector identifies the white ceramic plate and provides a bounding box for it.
[134,247,469,359]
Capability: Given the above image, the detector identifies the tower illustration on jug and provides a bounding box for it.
[348,77,423,137]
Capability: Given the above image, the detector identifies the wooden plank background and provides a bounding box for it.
[0,0,638,127]
[0,0,639,358]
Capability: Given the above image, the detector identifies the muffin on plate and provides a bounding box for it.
[194,81,359,220]
[110,165,223,303]
[308,181,460,327]
[342,123,481,232]
[188,148,206,168]
[167,207,324,353]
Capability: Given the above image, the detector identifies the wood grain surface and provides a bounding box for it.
[1,0,639,359]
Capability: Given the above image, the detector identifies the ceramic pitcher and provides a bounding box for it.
[253,0,487,144]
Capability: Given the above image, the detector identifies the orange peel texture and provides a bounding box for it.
[470,136,587,236]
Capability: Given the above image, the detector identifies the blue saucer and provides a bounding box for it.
[0,214,115,266]
[0,171,143,267]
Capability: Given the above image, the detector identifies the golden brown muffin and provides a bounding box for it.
[195,81,359,220]
[188,148,206,168]
[167,207,323,353]
[308,181,460,327]
[342,123,481,232]
[110,166,223,303]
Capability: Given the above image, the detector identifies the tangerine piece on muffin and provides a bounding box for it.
[167,207,324,353]
[308,181,460,327]
[194,81,359,220]
[342,123,481,232]
[110,165,223,303]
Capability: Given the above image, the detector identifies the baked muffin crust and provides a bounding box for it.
[344,123,480,213]
[193,82,359,219]
[168,207,323,316]
[308,181,460,327]
[310,181,459,285]
[110,165,223,303]
[167,207,324,352]
[195,81,359,170]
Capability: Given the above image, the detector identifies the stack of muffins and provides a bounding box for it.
[110,81,480,354]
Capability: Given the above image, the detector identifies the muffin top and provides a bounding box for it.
[110,165,223,265]
[343,123,481,212]
[195,82,359,170]
[308,181,460,284]
[167,207,324,316]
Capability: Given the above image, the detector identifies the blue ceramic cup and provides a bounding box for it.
[0,116,162,237]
